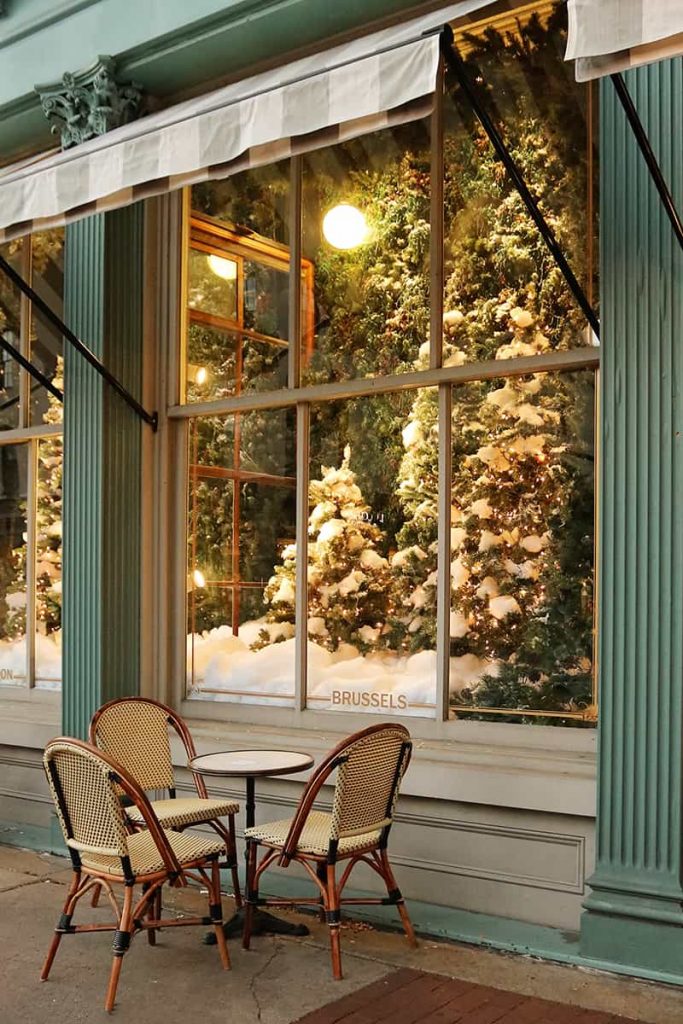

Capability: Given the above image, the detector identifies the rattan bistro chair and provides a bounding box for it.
[42,738,230,1012]
[89,697,241,904]
[242,723,416,979]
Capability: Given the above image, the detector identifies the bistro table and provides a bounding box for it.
[189,748,315,940]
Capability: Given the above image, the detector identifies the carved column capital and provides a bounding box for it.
[36,56,143,149]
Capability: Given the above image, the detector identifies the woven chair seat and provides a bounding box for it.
[79,828,225,877]
[245,811,381,856]
[126,796,239,829]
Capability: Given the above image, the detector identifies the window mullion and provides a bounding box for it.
[430,59,444,371]
[25,438,38,687]
[19,236,31,429]
[294,401,309,713]
[288,155,302,389]
[436,383,452,721]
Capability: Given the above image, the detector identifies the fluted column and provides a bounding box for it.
[580,58,683,976]
[62,205,144,738]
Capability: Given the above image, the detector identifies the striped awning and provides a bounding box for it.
[566,0,683,81]
[0,1,489,242]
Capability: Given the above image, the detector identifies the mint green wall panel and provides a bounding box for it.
[580,57,683,977]
[0,0,436,160]
[62,205,144,738]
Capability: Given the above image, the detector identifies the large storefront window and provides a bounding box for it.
[178,1,597,725]
[0,231,64,691]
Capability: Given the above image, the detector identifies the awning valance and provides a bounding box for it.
[0,1,488,242]
[566,0,683,81]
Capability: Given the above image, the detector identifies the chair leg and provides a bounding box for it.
[378,848,417,948]
[41,868,82,981]
[209,858,231,970]
[316,861,327,922]
[326,863,343,981]
[90,883,102,907]
[143,883,156,946]
[242,840,258,950]
[105,884,133,1013]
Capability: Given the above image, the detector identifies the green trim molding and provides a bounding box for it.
[580,57,683,977]
[0,0,435,162]
[62,205,144,738]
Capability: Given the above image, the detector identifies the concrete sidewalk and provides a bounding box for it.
[1,844,682,1024]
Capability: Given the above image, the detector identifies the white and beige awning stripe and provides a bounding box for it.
[0,1,490,242]
[566,0,683,81]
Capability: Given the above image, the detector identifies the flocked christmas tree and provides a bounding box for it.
[255,446,394,653]
[388,6,595,718]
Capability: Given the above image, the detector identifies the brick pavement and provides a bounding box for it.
[294,968,648,1024]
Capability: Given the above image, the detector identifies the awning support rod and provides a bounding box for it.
[0,253,158,431]
[440,28,600,340]
[611,72,683,252]
[0,333,63,403]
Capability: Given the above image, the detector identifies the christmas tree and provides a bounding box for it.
[388,6,595,719]
[255,446,394,653]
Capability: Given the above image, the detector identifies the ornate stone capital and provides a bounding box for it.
[36,56,143,149]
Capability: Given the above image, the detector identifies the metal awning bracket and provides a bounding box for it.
[0,253,158,430]
[439,26,600,341]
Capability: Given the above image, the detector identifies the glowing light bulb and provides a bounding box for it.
[207,254,237,280]
[192,569,206,589]
[195,366,208,385]
[322,204,369,250]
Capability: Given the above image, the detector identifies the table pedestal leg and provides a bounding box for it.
[204,775,309,943]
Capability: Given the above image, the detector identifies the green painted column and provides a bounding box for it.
[580,58,683,976]
[62,204,144,738]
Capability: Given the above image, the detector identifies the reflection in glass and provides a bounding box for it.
[187,409,296,704]
[35,436,62,688]
[188,249,238,321]
[0,240,23,431]
[301,120,430,385]
[192,162,290,245]
[448,371,595,724]
[442,2,597,365]
[0,443,28,684]
[30,230,65,425]
[300,391,436,717]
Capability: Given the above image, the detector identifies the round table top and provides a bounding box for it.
[188,748,314,778]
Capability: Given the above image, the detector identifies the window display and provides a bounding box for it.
[181,1,597,724]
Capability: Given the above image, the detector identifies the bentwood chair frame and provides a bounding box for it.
[90,696,241,905]
[42,738,230,1012]
[243,723,416,979]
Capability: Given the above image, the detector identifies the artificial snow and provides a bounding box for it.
[187,619,492,716]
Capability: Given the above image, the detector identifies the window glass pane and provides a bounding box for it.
[30,229,65,426]
[187,408,296,705]
[35,436,62,689]
[443,3,597,365]
[301,119,431,385]
[188,248,238,321]
[0,443,28,684]
[302,390,436,717]
[0,240,23,431]
[449,370,595,725]
[192,162,290,245]
[186,165,292,403]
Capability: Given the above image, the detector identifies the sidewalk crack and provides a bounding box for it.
[249,941,281,1022]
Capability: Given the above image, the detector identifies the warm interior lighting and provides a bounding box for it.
[195,366,208,385]
[322,204,369,250]
[208,253,237,280]
[188,569,206,590]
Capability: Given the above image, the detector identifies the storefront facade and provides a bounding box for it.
[0,0,681,985]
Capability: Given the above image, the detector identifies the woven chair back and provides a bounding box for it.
[44,740,131,858]
[330,726,410,841]
[91,699,175,793]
